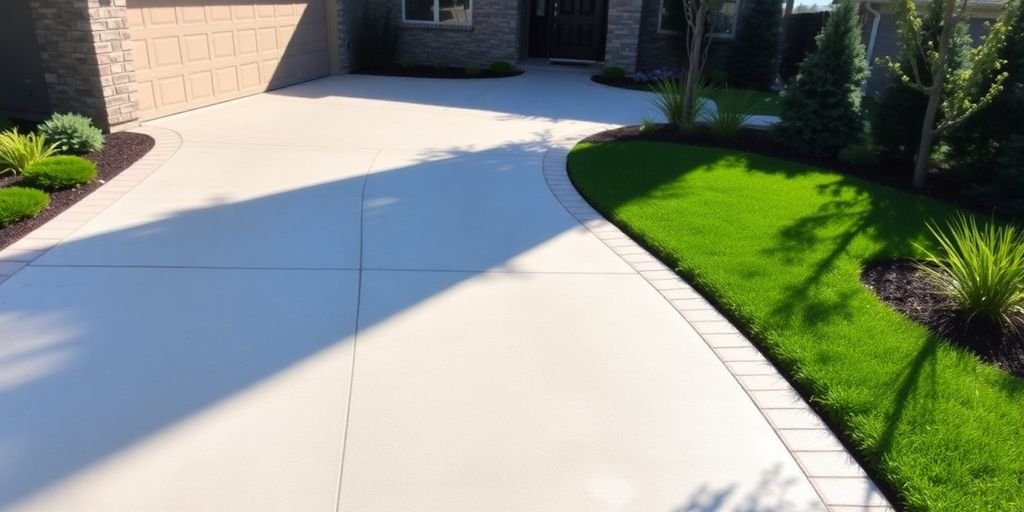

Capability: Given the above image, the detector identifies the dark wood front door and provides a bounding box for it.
[548,0,606,61]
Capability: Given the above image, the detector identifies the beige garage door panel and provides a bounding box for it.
[129,0,328,120]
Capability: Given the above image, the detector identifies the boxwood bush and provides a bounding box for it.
[490,61,513,74]
[0,187,50,228]
[23,155,97,191]
[38,113,104,154]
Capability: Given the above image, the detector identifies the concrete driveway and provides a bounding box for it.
[0,67,827,511]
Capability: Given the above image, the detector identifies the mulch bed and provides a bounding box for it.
[862,260,1024,378]
[353,64,523,79]
[0,131,155,251]
[582,124,986,214]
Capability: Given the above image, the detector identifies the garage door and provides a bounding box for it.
[127,0,329,120]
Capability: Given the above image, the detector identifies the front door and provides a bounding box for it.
[547,0,606,61]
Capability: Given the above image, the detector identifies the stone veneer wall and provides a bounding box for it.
[389,0,520,66]
[604,0,644,72]
[635,0,735,74]
[30,0,139,129]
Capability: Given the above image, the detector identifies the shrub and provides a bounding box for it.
[705,88,758,139]
[466,64,481,75]
[838,143,880,166]
[727,0,783,90]
[23,155,97,191]
[38,113,104,154]
[776,0,868,158]
[0,129,57,176]
[945,0,1024,173]
[0,187,50,228]
[965,134,1024,217]
[490,61,513,74]
[434,59,449,72]
[650,77,710,129]
[918,214,1024,331]
[602,66,626,80]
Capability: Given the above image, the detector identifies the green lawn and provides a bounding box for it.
[568,141,1024,512]
[705,88,783,116]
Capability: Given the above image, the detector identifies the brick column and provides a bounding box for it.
[31,0,139,130]
[604,0,644,73]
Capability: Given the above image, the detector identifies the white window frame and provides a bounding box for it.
[656,0,741,39]
[402,0,473,25]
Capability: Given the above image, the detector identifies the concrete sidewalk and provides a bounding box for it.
[0,67,868,511]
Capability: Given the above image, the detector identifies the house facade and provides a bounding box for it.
[1,0,746,130]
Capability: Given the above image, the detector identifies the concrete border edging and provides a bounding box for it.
[0,126,183,284]
[543,140,895,512]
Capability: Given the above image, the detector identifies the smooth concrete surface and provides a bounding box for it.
[1,67,825,511]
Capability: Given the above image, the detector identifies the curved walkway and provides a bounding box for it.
[1,67,885,511]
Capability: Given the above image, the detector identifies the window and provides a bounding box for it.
[658,0,740,38]
[404,0,472,24]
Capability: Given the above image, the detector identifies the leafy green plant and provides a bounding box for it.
[434,59,449,72]
[705,88,759,139]
[0,187,49,228]
[0,129,57,176]
[918,214,1024,330]
[776,0,869,158]
[490,61,513,74]
[38,113,104,154]
[838,143,880,165]
[465,64,481,75]
[650,78,709,129]
[602,66,626,80]
[23,155,97,191]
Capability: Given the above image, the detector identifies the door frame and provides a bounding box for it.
[527,0,608,62]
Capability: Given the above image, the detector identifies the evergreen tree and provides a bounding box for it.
[776,0,868,157]
[727,0,783,90]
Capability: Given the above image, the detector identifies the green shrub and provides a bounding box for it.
[0,129,56,176]
[650,77,709,129]
[38,113,104,154]
[465,64,481,75]
[919,214,1024,331]
[965,134,1024,217]
[434,59,449,72]
[838,143,879,166]
[0,187,49,228]
[727,0,783,90]
[602,66,626,80]
[490,61,513,74]
[23,155,97,191]
[776,0,868,158]
[705,88,758,139]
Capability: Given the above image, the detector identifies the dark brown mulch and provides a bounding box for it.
[0,131,155,251]
[581,124,992,215]
[591,75,651,91]
[353,64,524,79]
[862,260,1024,378]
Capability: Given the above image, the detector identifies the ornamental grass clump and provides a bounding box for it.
[918,214,1024,331]
[705,87,759,139]
[0,129,56,176]
[650,77,709,129]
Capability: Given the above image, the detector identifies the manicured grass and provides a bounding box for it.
[568,141,1024,512]
[706,88,782,116]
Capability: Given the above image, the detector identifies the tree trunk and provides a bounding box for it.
[682,1,708,126]
[912,0,957,189]
[913,94,940,189]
